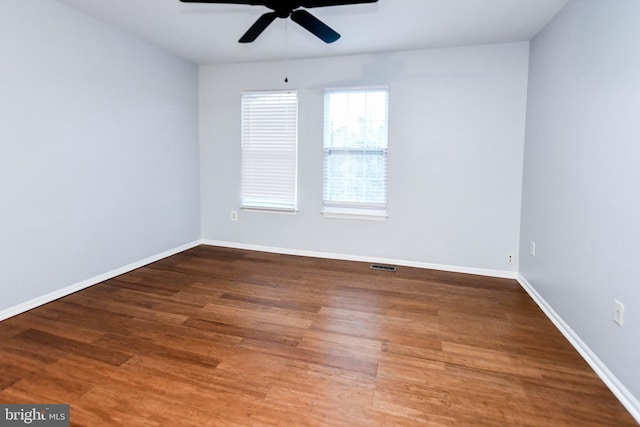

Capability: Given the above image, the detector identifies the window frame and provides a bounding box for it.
[322,86,390,221]
[240,90,299,213]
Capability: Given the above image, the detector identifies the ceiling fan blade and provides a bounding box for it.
[290,9,340,43]
[239,12,277,43]
[300,0,378,8]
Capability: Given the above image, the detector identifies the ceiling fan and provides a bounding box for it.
[179,0,378,44]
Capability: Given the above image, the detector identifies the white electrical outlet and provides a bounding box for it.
[613,301,624,326]
[230,211,238,221]
[613,300,624,326]
[506,254,513,264]
[530,241,536,256]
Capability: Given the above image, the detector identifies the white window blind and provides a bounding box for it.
[241,90,298,212]
[323,88,389,218]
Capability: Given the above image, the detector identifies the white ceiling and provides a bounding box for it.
[56,0,568,65]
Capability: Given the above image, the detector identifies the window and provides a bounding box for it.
[323,87,389,220]
[241,90,298,212]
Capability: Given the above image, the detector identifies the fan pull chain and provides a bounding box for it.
[284,18,289,83]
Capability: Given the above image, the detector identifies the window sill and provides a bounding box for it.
[241,206,298,215]
[321,207,388,221]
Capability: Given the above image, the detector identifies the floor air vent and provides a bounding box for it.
[370,264,397,272]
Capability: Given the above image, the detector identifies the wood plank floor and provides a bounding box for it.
[0,245,636,426]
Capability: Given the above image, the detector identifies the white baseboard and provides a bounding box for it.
[2,239,514,322]
[200,239,518,280]
[517,273,640,423]
[0,240,201,322]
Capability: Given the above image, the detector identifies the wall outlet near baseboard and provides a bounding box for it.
[506,254,513,264]
[613,300,624,326]
[230,211,238,221]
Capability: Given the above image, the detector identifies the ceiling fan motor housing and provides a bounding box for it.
[265,1,302,17]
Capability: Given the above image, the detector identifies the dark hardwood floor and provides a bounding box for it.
[0,245,636,426]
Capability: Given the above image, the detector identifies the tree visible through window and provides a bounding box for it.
[323,88,389,219]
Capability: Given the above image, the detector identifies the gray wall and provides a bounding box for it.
[200,43,529,273]
[0,0,200,312]
[520,0,640,403]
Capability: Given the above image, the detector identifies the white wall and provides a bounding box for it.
[520,0,640,409]
[200,43,529,273]
[0,0,200,313]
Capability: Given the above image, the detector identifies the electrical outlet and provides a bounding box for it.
[613,300,624,326]
[506,254,513,264]
[530,241,536,256]
[230,211,238,221]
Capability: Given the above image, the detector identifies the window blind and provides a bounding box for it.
[241,90,298,211]
[323,88,389,213]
